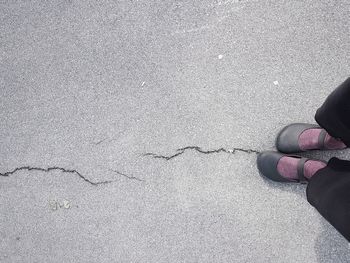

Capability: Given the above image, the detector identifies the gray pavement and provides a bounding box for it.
[1,0,350,262]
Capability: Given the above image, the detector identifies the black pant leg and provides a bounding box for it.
[307,158,350,242]
[315,77,350,146]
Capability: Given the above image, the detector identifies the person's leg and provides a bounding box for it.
[257,153,350,241]
[307,157,350,242]
[306,78,350,241]
[276,78,350,154]
[260,78,350,241]
[315,77,350,146]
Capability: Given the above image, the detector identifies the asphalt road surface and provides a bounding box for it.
[1,0,350,262]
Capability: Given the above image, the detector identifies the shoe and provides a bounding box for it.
[276,123,327,153]
[257,151,325,183]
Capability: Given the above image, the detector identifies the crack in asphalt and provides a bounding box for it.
[143,146,260,161]
[0,166,142,186]
[109,169,144,182]
[0,146,258,184]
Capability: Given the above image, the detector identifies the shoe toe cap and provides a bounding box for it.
[276,123,319,153]
[257,151,289,182]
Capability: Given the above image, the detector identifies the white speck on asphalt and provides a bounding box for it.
[62,200,71,209]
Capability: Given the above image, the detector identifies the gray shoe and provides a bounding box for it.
[276,123,328,153]
[257,151,318,183]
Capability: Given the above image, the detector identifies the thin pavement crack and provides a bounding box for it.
[109,169,144,182]
[0,166,142,186]
[94,138,109,145]
[143,146,260,161]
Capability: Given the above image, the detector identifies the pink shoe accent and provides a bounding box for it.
[324,134,347,150]
[277,156,326,181]
[277,156,299,180]
[299,129,322,151]
[299,128,346,151]
[303,160,326,179]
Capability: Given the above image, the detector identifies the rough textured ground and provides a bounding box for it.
[1,0,350,262]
